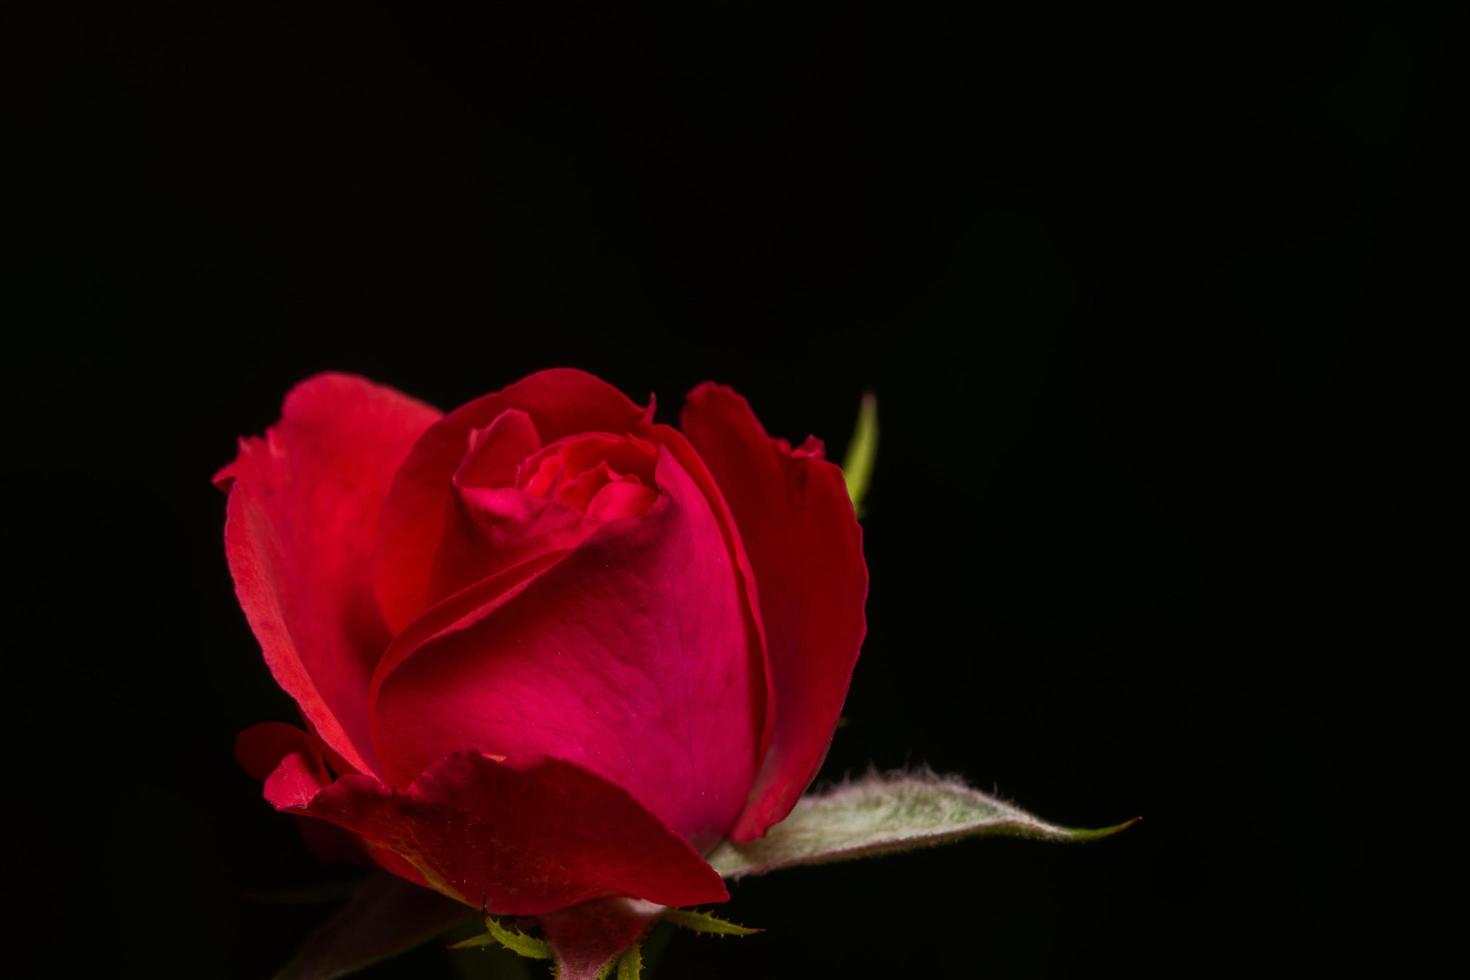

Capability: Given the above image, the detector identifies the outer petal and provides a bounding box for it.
[372,449,762,851]
[374,368,650,631]
[236,721,334,809]
[237,722,374,865]
[295,752,729,915]
[648,424,775,764]
[220,374,441,775]
[680,383,868,842]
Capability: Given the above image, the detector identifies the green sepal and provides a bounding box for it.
[841,391,878,514]
[661,908,761,937]
[614,942,643,980]
[451,915,553,960]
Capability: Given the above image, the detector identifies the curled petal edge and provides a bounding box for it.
[240,731,729,916]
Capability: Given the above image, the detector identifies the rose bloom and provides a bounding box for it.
[219,370,866,914]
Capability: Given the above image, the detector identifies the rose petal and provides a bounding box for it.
[453,409,542,489]
[680,383,868,842]
[295,752,729,915]
[221,374,441,775]
[374,369,650,632]
[584,480,659,521]
[236,721,335,811]
[648,423,775,764]
[436,487,584,593]
[368,548,572,723]
[237,722,375,864]
[236,725,332,811]
[435,432,662,590]
[372,449,762,850]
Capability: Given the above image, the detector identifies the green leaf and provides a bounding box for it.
[614,942,643,980]
[272,874,475,980]
[451,915,553,960]
[660,909,761,937]
[841,391,878,514]
[706,772,1138,879]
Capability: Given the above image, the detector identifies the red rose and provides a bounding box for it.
[219,369,867,914]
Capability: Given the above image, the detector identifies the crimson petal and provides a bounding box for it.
[374,368,649,631]
[680,383,868,842]
[290,752,729,915]
[371,449,762,850]
[220,374,440,775]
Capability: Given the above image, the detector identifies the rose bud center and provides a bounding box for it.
[517,433,660,522]
[439,409,662,588]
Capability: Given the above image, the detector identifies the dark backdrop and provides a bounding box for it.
[4,2,1452,978]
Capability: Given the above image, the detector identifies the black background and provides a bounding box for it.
[4,2,1453,977]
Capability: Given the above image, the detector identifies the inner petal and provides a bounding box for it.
[453,409,542,490]
[586,480,659,522]
[518,433,658,500]
[432,430,663,601]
